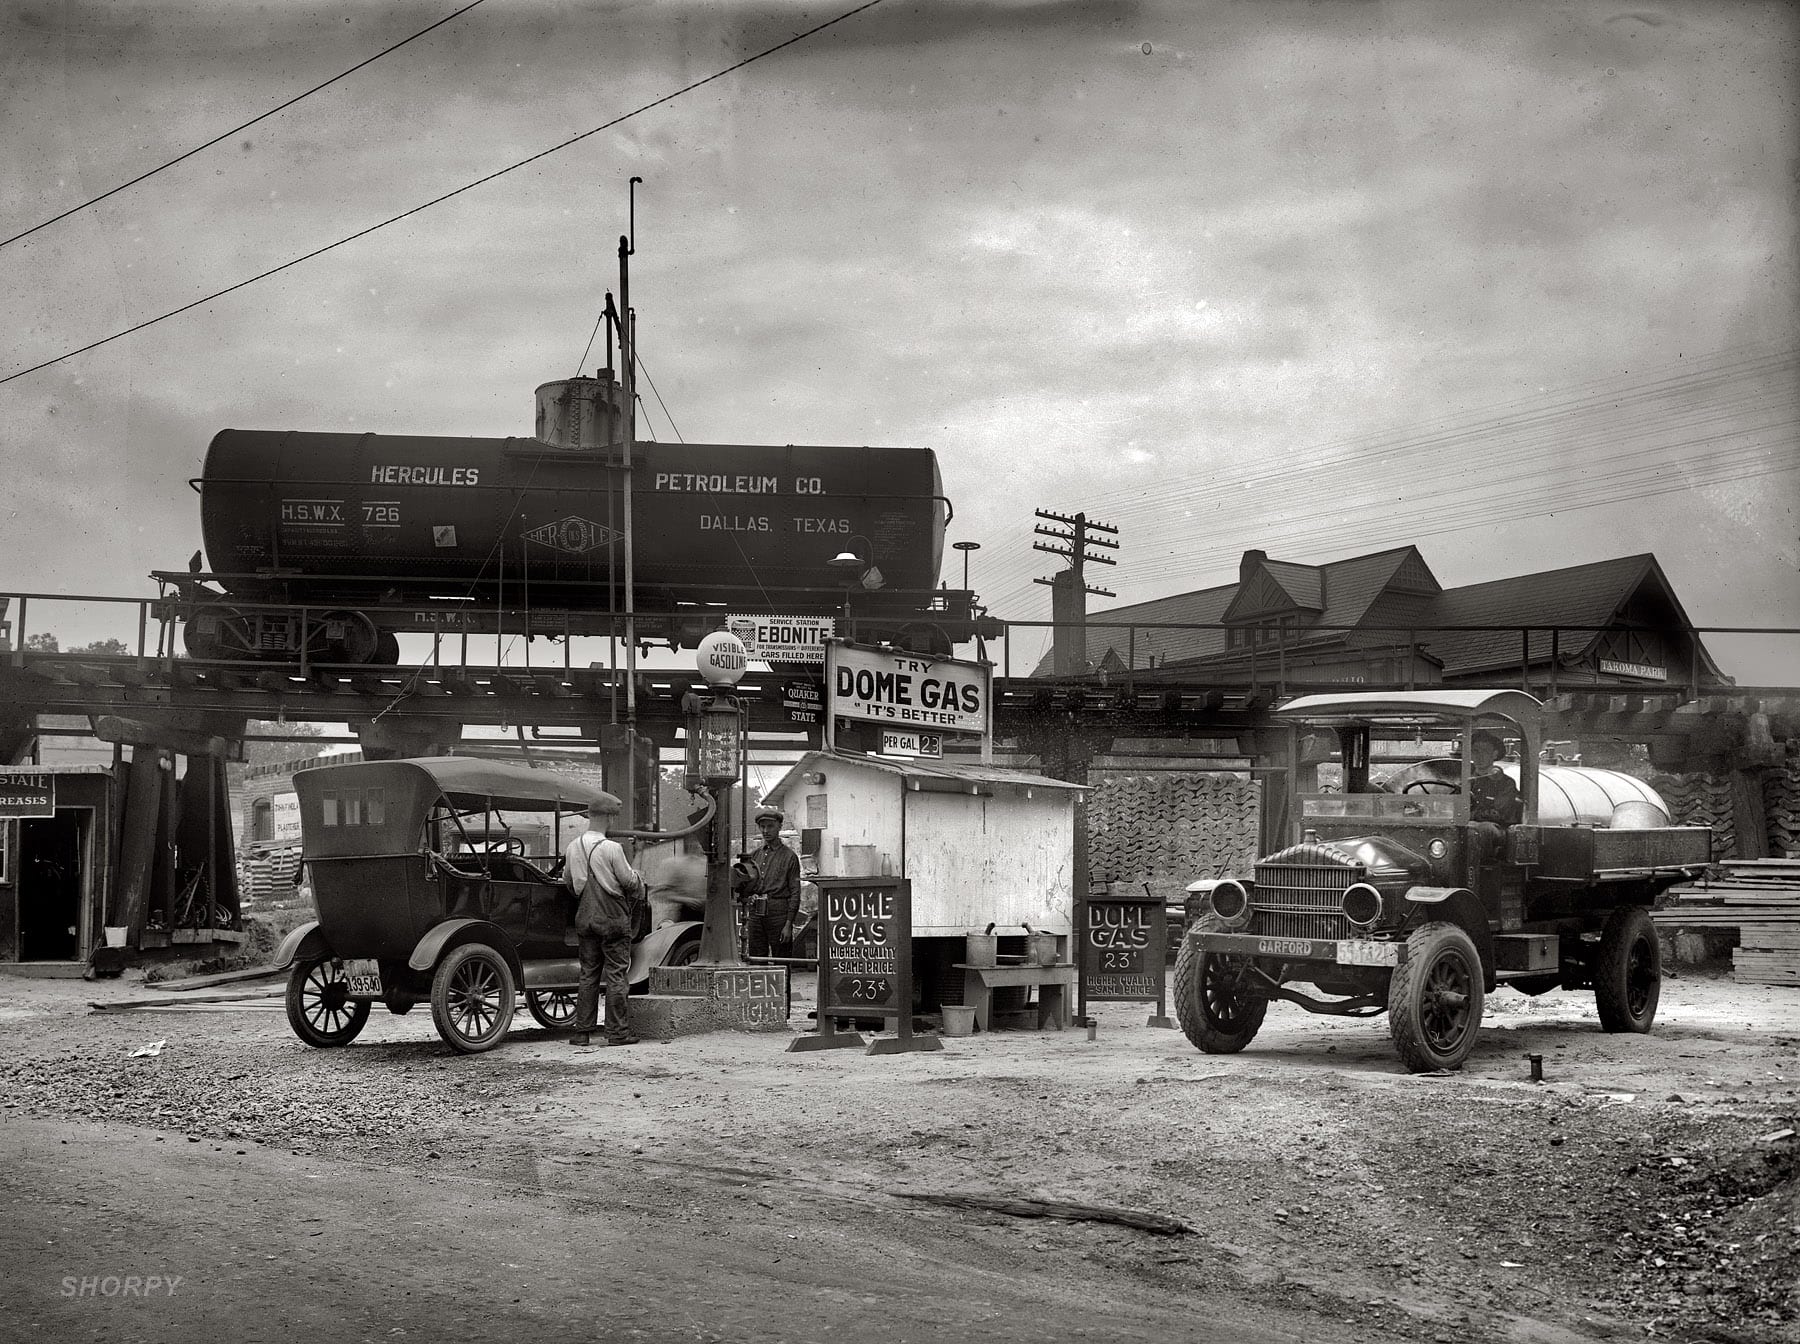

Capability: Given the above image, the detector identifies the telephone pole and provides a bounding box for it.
[1032,509,1118,677]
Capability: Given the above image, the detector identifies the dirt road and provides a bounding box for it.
[1,968,1795,1343]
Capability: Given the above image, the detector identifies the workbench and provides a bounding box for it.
[953,963,1076,1032]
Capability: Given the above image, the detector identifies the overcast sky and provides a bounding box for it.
[2,0,1795,680]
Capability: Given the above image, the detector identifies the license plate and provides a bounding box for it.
[1335,940,1399,967]
[342,958,382,997]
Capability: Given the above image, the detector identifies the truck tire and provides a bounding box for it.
[1173,916,1267,1054]
[1594,906,1660,1033]
[1388,922,1484,1073]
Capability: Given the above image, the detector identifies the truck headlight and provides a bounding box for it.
[1342,882,1383,929]
[1209,879,1252,930]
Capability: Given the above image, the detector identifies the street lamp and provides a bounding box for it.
[828,534,884,591]
[953,540,981,591]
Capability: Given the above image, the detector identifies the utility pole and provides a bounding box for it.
[1032,509,1118,677]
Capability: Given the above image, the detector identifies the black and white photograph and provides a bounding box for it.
[1,2,1796,1340]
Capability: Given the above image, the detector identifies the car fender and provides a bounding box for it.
[407,919,523,980]
[628,919,702,986]
[1401,886,1494,978]
[274,920,331,967]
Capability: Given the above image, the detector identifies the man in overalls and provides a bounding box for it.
[565,798,643,1047]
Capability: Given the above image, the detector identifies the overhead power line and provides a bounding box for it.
[2,0,889,387]
[969,346,1798,617]
[1,0,491,252]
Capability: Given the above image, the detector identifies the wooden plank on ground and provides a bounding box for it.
[151,963,284,992]
[889,1189,1193,1235]
[91,987,285,1011]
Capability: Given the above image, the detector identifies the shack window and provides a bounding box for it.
[321,791,339,827]
[342,791,363,826]
[364,788,385,826]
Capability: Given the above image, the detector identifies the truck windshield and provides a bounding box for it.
[1302,793,1460,822]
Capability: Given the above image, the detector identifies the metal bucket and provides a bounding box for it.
[1025,931,1059,967]
[940,1005,977,1037]
[964,923,998,968]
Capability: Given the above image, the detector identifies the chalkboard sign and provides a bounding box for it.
[817,876,909,1017]
[1078,886,1171,1025]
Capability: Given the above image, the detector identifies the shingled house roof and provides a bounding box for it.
[1032,545,1725,685]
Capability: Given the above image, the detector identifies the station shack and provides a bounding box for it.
[759,749,1084,1014]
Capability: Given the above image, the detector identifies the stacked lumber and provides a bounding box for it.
[1659,858,1800,987]
[1087,771,1261,901]
[237,844,301,908]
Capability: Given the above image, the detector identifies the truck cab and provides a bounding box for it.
[1178,690,1710,1072]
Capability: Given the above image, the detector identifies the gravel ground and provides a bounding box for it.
[2,966,1795,1343]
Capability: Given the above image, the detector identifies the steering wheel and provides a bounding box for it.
[1402,779,1459,795]
[500,836,526,856]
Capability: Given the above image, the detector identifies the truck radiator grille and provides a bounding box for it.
[1252,910,1351,941]
[1253,861,1365,912]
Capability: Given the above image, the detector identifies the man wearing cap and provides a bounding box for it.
[739,808,802,961]
[565,798,644,1047]
[1466,730,1523,865]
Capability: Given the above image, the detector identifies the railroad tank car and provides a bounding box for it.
[199,431,945,605]
[180,376,965,661]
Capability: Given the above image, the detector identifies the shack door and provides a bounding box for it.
[19,813,86,961]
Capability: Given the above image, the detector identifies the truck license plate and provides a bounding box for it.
[1335,941,1399,967]
[342,958,382,996]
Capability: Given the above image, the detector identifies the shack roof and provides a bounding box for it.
[761,750,1085,809]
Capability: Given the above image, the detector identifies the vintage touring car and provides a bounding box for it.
[275,758,702,1053]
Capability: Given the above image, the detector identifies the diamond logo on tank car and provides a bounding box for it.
[523,516,621,555]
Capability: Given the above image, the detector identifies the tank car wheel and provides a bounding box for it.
[1388,922,1484,1073]
[525,988,578,1030]
[430,943,516,1053]
[285,957,371,1048]
[183,608,250,662]
[1173,916,1268,1054]
[373,631,401,665]
[1594,907,1660,1033]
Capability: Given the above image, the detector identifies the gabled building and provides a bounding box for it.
[1040,546,1729,693]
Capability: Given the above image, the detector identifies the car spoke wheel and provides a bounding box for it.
[1173,915,1267,1054]
[525,988,578,1030]
[430,943,516,1053]
[285,957,371,1048]
[1594,906,1660,1033]
[1388,922,1484,1073]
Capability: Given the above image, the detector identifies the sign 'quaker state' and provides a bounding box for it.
[827,643,989,736]
[1078,885,1171,1025]
[0,769,55,818]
